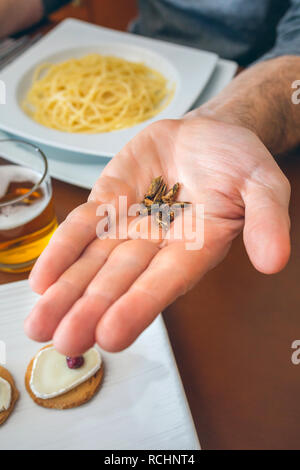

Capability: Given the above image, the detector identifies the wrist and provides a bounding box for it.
[186,102,260,138]
[186,55,300,155]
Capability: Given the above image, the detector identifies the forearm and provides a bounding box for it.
[0,0,43,38]
[193,56,300,155]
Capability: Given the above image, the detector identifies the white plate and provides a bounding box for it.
[0,18,218,158]
[0,281,200,450]
[0,58,237,190]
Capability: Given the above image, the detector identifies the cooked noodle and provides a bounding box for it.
[22,54,174,133]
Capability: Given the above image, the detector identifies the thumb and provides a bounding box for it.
[243,178,291,274]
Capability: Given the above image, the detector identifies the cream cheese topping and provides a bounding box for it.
[30,346,102,399]
[0,377,12,412]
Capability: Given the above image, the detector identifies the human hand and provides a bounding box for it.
[25,117,291,354]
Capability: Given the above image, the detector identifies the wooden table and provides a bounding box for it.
[1,3,300,450]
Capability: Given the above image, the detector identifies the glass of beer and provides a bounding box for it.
[0,139,57,273]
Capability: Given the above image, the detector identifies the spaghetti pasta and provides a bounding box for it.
[22,54,174,134]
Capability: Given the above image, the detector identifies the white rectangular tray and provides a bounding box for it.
[0,281,200,450]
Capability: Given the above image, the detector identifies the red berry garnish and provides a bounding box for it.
[66,356,84,369]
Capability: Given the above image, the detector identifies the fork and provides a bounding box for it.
[0,34,42,71]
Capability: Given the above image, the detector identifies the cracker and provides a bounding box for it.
[0,366,19,426]
[25,345,104,410]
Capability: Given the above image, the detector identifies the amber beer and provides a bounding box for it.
[0,164,57,273]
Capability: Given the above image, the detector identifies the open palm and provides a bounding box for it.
[25,117,291,354]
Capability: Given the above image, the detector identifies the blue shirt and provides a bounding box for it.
[130,0,300,65]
